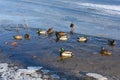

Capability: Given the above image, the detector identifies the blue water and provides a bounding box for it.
[0,0,120,40]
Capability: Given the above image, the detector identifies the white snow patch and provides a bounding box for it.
[0,63,8,72]
[0,63,60,80]
[86,73,108,80]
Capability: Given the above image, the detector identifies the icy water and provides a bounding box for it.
[0,26,120,79]
[0,0,120,40]
[0,0,120,79]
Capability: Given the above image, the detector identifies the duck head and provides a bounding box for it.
[37,29,41,33]
[59,48,65,53]
[24,34,30,39]
[70,23,74,28]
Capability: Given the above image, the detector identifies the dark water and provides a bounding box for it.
[0,25,120,79]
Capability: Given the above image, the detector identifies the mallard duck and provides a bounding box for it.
[77,37,87,42]
[13,35,22,40]
[55,31,68,41]
[108,40,116,46]
[55,31,67,41]
[100,47,111,56]
[24,34,30,39]
[37,29,47,35]
[59,48,73,57]
[47,27,54,35]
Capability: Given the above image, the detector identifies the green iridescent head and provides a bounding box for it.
[37,29,41,33]
[59,48,65,52]
[61,48,65,51]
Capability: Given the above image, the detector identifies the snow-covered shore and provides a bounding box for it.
[0,63,60,80]
[0,63,109,80]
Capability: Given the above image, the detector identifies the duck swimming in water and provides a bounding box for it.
[100,47,111,56]
[37,29,47,35]
[55,32,68,41]
[13,35,22,40]
[77,36,87,42]
[24,34,30,40]
[59,48,73,57]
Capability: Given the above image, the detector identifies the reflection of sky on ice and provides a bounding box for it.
[0,0,120,40]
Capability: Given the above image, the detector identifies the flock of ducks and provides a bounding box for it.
[37,27,54,35]
[13,23,116,58]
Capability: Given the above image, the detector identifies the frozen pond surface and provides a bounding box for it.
[0,0,120,40]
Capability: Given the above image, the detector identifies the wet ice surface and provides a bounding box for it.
[0,0,120,40]
[0,25,120,80]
